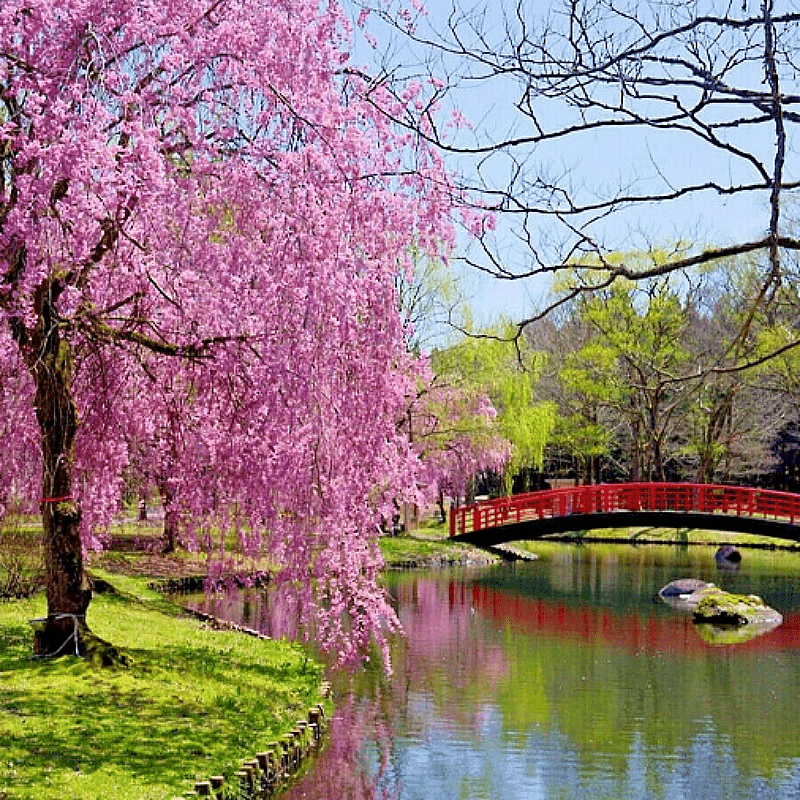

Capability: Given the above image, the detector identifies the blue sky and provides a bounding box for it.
[350,0,794,325]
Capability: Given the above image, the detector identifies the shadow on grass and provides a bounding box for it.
[0,593,322,798]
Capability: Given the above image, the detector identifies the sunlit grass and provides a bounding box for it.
[378,530,498,567]
[0,581,325,800]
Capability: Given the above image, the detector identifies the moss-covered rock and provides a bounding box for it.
[691,588,783,627]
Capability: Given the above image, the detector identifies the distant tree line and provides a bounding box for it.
[361,0,800,495]
[527,257,800,489]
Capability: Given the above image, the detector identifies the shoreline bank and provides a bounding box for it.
[0,574,330,800]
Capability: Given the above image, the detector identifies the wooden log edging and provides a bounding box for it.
[176,686,331,800]
[182,607,271,638]
[167,603,331,799]
[148,581,332,798]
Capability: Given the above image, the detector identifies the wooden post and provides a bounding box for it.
[267,750,279,783]
[245,759,260,789]
[235,769,251,800]
[308,721,320,743]
[287,732,300,769]
[280,739,290,773]
[297,721,309,755]
[194,782,211,797]
[309,706,324,740]
[209,776,224,800]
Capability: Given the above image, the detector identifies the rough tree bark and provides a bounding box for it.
[26,278,90,657]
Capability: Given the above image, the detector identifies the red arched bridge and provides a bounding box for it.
[449,483,800,546]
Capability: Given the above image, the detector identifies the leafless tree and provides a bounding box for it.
[357,0,800,346]
[349,0,800,485]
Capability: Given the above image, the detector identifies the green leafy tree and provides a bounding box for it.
[540,255,785,484]
[397,248,471,355]
[681,261,781,483]
[542,265,698,482]
[431,324,556,494]
[556,337,623,484]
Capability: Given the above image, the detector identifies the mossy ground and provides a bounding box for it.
[0,576,326,800]
[379,522,498,567]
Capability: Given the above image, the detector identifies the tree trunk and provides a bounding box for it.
[436,490,446,523]
[629,417,642,482]
[138,496,148,521]
[697,390,734,484]
[158,481,180,553]
[29,285,91,658]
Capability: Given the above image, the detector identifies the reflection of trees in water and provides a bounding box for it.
[492,544,800,618]
[284,574,515,800]
[196,559,800,799]
[392,578,509,700]
[197,588,401,799]
[471,592,800,786]
[283,691,400,800]
[200,584,304,641]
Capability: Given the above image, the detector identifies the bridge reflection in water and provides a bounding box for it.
[464,583,800,653]
[450,482,800,545]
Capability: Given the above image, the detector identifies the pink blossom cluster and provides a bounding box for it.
[0,0,499,664]
[410,379,510,503]
[0,336,38,513]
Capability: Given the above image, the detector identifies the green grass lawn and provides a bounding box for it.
[0,577,326,800]
[3,510,796,800]
[378,522,498,567]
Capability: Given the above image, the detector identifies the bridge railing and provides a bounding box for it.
[449,482,800,537]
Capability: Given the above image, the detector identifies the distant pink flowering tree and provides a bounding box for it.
[408,372,510,515]
[0,336,37,513]
[0,0,458,662]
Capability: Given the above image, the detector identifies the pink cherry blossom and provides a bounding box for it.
[0,0,498,664]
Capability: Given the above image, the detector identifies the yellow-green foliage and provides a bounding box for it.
[431,322,556,488]
[0,583,324,800]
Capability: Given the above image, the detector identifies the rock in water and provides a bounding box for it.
[692,588,783,627]
[714,544,742,566]
[658,578,714,599]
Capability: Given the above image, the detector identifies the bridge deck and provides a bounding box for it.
[449,483,800,546]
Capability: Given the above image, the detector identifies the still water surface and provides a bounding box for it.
[197,543,800,800]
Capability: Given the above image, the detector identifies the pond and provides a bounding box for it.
[192,543,800,800]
